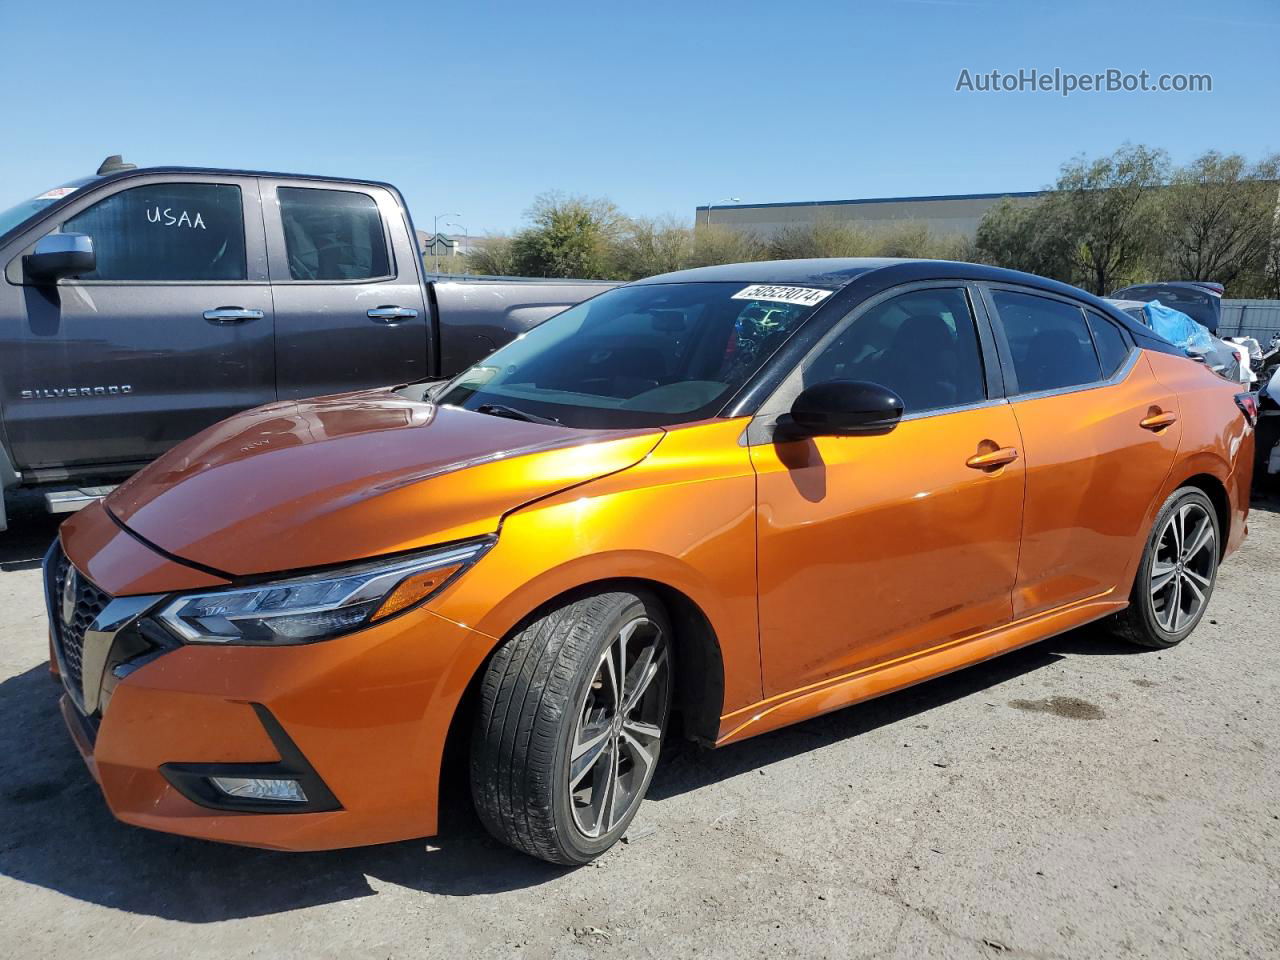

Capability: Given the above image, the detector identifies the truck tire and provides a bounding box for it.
[470,589,671,864]
[1110,487,1220,649]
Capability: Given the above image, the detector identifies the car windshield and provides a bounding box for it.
[0,181,85,241]
[433,281,831,428]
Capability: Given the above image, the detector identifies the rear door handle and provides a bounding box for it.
[203,307,264,323]
[367,306,419,323]
[1139,410,1178,431]
[966,446,1019,470]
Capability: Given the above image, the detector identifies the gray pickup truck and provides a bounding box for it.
[0,156,615,530]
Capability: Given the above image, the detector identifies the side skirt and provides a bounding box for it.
[715,594,1126,747]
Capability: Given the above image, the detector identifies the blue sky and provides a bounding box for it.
[3,0,1277,235]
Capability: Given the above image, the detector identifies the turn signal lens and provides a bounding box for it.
[372,562,466,622]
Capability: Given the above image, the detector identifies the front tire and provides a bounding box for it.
[1110,487,1220,649]
[470,589,671,864]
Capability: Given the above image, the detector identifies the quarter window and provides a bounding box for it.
[803,287,986,415]
[62,183,246,281]
[992,291,1102,394]
[1087,311,1131,378]
[278,187,390,281]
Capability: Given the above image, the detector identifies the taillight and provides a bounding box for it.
[1235,392,1259,426]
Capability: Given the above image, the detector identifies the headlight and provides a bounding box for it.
[156,538,493,645]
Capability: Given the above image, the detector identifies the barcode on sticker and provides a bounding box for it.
[731,284,833,306]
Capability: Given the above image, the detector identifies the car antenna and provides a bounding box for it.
[96,154,137,175]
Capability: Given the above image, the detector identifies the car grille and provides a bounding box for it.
[48,545,112,700]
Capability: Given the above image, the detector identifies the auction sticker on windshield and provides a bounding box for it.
[731,284,833,306]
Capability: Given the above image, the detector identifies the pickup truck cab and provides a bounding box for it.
[0,157,614,529]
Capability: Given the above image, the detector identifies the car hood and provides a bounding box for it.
[106,389,663,576]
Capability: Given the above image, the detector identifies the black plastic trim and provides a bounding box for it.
[62,694,100,749]
[160,703,342,814]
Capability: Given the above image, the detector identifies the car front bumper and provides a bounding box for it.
[50,510,497,852]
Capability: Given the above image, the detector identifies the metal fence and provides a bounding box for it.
[1220,299,1280,342]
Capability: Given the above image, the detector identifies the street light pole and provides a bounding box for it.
[705,196,740,229]
[446,222,468,274]
[432,212,461,273]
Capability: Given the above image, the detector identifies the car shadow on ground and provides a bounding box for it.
[0,492,62,572]
[0,617,1148,922]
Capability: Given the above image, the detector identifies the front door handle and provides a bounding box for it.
[203,307,264,323]
[367,306,419,323]
[966,446,1019,470]
[1139,410,1178,431]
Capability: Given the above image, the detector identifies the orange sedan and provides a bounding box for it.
[47,259,1254,864]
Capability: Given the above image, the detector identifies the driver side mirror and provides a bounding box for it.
[783,380,904,437]
[25,233,95,283]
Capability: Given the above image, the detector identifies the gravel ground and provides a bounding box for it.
[0,490,1277,959]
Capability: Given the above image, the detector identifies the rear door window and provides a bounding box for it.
[991,290,1102,394]
[1086,311,1132,377]
[278,187,391,281]
[62,182,246,281]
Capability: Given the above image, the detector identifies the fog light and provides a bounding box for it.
[208,776,308,803]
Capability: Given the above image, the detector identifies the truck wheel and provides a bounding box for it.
[470,589,671,864]
[1110,487,1220,649]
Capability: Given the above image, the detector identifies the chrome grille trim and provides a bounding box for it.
[43,540,166,716]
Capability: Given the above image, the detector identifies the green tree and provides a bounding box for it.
[1051,144,1169,294]
[867,221,971,260]
[1156,151,1280,293]
[687,223,767,267]
[974,197,1074,280]
[464,235,520,276]
[509,192,625,278]
[767,218,873,259]
[611,215,694,280]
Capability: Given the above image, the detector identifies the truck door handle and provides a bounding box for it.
[1139,410,1178,431]
[203,307,264,323]
[367,306,419,323]
[966,446,1019,470]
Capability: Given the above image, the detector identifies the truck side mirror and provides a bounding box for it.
[26,233,95,283]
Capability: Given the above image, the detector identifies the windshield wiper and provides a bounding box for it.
[474,403,562,426]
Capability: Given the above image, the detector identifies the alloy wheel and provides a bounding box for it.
[1149,501,1216,633]
[567,616,669,839]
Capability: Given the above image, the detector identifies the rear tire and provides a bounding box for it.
[1110,487,1220,649]
[470,589,671,864]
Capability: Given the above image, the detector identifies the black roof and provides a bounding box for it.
[630,258,1159,342]
[632,258,904,288]
[634,257,1088,298]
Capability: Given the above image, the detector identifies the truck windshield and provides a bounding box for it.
[434,281,832,428]
[0,181,87,242]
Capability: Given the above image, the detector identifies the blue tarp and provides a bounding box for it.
[1144,300,1217,354]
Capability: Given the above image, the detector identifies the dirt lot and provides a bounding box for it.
[0,491,1277,959]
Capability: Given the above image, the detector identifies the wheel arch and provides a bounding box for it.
[1177,472,1232,561]
[435,576,727,821]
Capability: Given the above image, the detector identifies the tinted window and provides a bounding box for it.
[63,183,246,281]
[434,282,827,428]
[1087,311,1131,377]
[993,291,1101,394]
[278,187,390,281]
[804,288,986,415]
